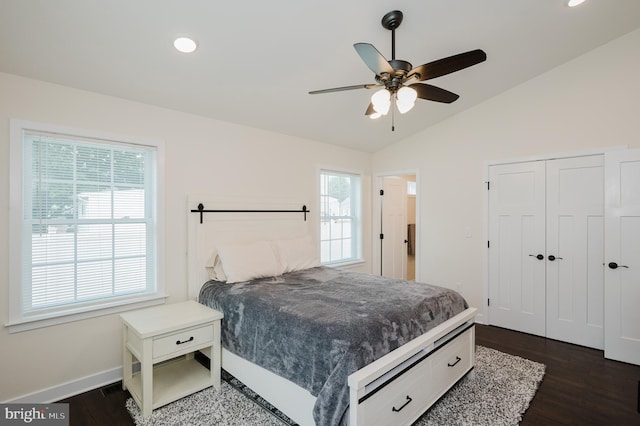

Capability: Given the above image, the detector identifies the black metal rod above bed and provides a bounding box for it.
[191,203,310,223]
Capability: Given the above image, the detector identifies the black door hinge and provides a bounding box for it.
[487,241,490,248]
[380,189,384,196]
[380,233,384,240]
[486,181,490,190]
[487,298,490,306]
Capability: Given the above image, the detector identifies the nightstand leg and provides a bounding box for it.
[212,321,221,389]
[142,339,153,417]
[122,325,132,391]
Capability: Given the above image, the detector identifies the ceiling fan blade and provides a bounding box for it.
[411,83,460,103]
[353,43,394,75]
[410,49,487,81]
[309,84,379,95]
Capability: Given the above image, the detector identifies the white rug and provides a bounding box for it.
[127,345,545,426]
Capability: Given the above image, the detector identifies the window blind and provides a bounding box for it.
[23,131,157,313]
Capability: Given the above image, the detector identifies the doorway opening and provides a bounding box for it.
[376,173,417,281]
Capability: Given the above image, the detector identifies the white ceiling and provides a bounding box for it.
[1,1,639,152]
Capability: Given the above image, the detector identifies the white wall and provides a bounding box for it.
[0,72,372,402]
[372,29,640,322]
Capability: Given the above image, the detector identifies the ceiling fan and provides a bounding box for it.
[309,10,487,129]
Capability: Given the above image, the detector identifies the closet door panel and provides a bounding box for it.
[619,217,640,340]
[488,161,546,337]
[586,216,605,329]
[546,156,604,349]
[605,149,640,365]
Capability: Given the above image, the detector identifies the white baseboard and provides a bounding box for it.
[3,362,140,404]
[4,367,122,404]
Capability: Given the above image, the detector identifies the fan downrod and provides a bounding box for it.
[381,10,403,31]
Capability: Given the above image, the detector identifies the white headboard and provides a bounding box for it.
[187,195,315,300]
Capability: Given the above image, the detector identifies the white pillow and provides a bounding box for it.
[273,235,321,273]
[205,250,228,282]
[216,240,284,283]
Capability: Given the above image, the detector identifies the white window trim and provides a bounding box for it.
[7,119,166,333]
[318,167,364,265]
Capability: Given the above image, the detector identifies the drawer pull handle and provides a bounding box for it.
[176,336,194,345]
[448,356,462,367]
[392,395,412,412]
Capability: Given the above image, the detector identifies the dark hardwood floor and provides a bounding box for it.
[476,325,640,426]
[59,324,640,425]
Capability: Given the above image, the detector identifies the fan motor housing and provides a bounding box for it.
[385,59,413,89]
[389,59,412,73]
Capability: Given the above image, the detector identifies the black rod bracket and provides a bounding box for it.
[191,203,310,224]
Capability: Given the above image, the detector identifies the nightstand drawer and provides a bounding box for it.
[153,324,213,360]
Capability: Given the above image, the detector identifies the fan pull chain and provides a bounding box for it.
[391,94,396,131]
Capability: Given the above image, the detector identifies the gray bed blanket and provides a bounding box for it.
[199,266,467,426]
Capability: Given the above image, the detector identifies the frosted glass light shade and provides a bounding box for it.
[371,89,391,115]
[396,86,417,114]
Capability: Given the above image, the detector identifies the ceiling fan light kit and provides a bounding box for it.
[370,86,417,117]
[309,10,487,130]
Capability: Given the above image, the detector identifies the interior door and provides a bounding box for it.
[546,155,604,349]
[488,161,546,337]
[604,149,640,365]
[381,176,407,279]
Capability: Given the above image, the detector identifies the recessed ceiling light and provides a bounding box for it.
[567,0,586,7]
[174,36,198,53]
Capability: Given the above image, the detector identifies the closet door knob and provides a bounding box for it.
[529,254,544,260]
[548,255,563,261]
[608,262,629,269]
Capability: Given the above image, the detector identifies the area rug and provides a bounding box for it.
[126,345,545,426]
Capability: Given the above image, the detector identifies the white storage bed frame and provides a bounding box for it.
[187,196,477,426]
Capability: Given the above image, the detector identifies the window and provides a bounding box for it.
[9,120,164,332]
[407,180,416,196]
[319,170,362,264]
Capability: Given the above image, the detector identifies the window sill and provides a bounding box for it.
[323,259,366,269]
[5,294,168,334]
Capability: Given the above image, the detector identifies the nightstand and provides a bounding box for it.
[120,300,224,417]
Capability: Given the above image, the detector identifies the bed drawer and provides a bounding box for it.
[152,324,214,360]
[430,327,474,398]
[357,327,473,426]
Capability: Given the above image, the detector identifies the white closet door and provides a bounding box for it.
[604,149,640,365]
[488,161,546,337]
[546,156,604,349]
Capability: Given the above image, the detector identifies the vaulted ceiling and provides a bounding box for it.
[1,1,639,152]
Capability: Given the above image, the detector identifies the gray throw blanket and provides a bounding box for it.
[199,266,467,426]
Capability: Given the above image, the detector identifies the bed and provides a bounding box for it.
[187,197,477,426]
